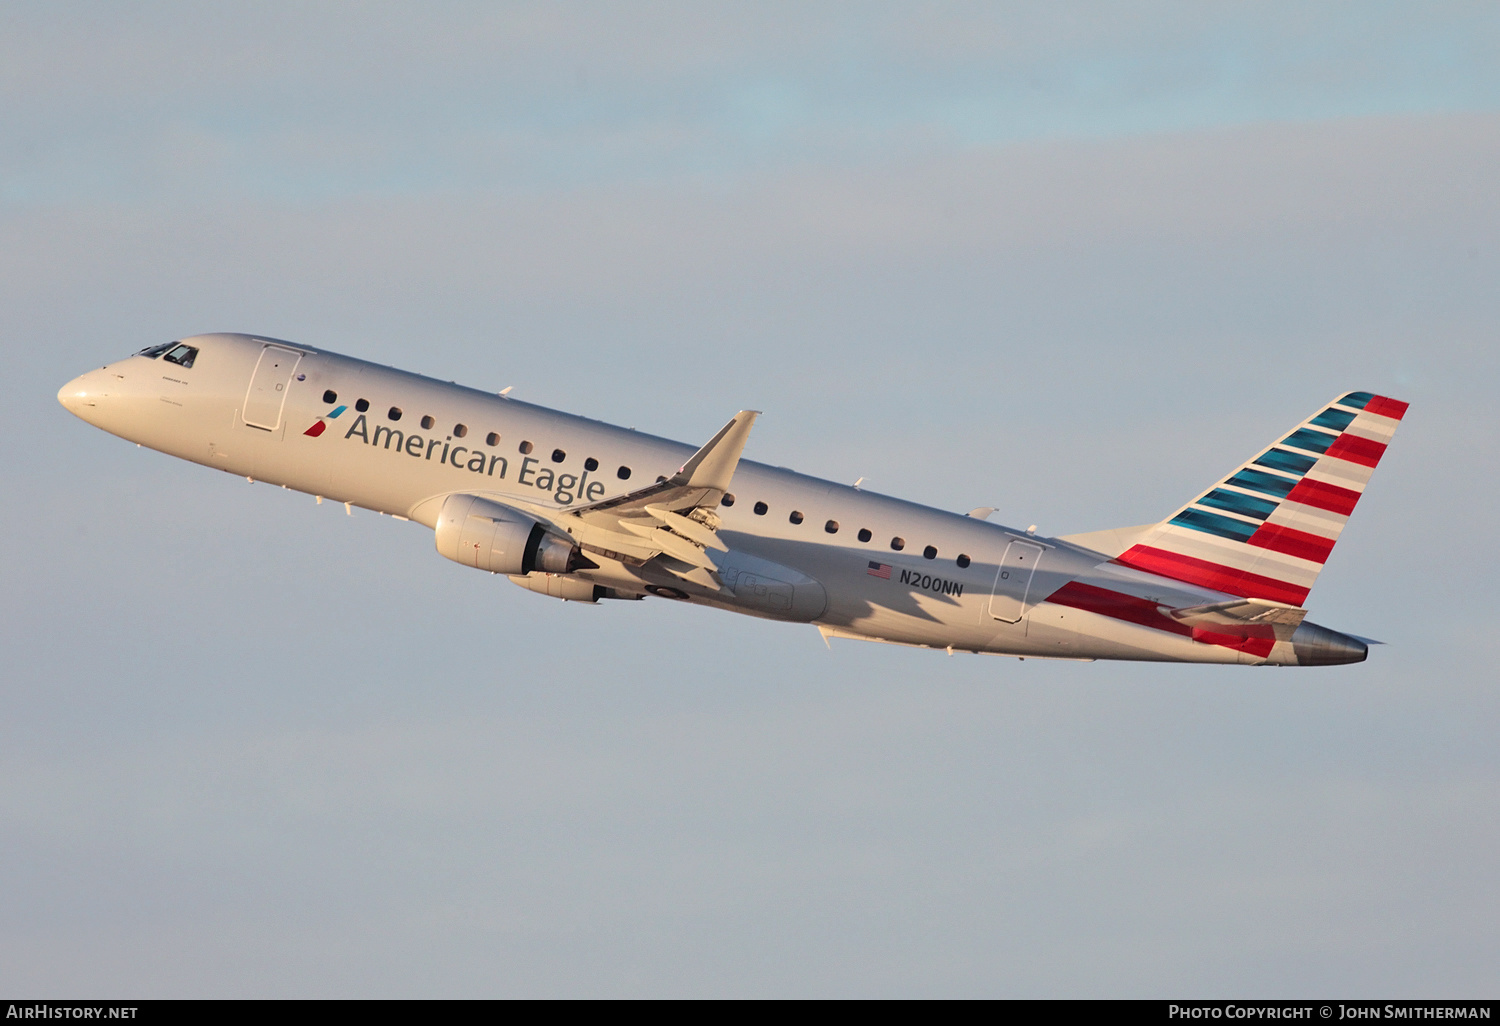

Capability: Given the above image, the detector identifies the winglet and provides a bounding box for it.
[671,410,759,493]
[567,410,760,524]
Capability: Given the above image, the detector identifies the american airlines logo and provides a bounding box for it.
[303,405,347,436]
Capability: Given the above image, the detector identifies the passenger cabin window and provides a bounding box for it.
[858,528,872,543]
[519,441,533,454]
[890,537,905,551]
[486,432,499,446]
[420,415,435,429]
[617,466,631,480]
[322,390,338,404]
[552,449,566,463]
[453,424,467,438]
[355,399,369,412]
[722,493,735,506]
[584,457,598,471]
[754,501,768,515]
[137,342,176,358]
[789,511,804,525]
[388,407,402,421]
[923,545,938,560]
[162,344,198,368]
[956,554,971,568]
[825,520,839,534]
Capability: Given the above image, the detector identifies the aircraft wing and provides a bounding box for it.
[553,410,759,570]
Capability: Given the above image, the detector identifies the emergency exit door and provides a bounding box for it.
[242,345,303,431]
[988,540,1044,622]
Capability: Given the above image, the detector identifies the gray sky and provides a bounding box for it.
[3,2,1497,997]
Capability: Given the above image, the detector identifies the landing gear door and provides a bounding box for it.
[988,540,1044,623]
[242,344,303,431]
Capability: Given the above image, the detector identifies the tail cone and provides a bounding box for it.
[1291,622,1368,666]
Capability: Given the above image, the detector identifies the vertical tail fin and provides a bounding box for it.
[1115,392,1408,604]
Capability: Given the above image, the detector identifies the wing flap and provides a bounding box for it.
[644,504,729,551]
[564,521,664,564]
[617,518,716,567]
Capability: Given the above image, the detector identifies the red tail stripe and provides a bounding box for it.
[1047,581,1191,638]
[1364,395,1408,421]
[1114,545,1310,605]
[1190,627,1276,658]
[1285,477,1360,516]
[1324,432,1386,468]
[1047,580,1277,657]
[1247,523,1335,563]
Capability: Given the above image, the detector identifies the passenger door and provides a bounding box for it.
[242,344,303,431]
[988,540,1044,622]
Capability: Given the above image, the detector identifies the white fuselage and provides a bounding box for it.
[58,333,1357,665]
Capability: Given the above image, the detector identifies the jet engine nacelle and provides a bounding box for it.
[434,493,575,575]
[507,573,646,603]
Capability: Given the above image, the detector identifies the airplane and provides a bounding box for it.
[58,333,1406,666]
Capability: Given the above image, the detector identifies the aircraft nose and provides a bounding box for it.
[58,369,107,418]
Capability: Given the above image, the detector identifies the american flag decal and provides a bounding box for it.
[867,561,891,579]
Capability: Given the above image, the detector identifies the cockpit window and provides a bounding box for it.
[137,342,176,358]
[162,344,198,369]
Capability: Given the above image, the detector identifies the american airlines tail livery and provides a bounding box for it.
[60,334,1406,666]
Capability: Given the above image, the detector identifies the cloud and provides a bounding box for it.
[5,2,1499,202]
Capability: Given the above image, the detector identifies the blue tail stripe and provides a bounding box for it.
[1198,488,1277,521]
[1255,448,1317,476]
[1170,508,1259,542]
[1309,407,1356,432]
[1282,427,1337,454]
[1227,468,1298,498]
[1338,392,1374,409]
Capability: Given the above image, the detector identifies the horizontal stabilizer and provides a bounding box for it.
[1165,598,1307,630]
[1162,596,1308,647]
